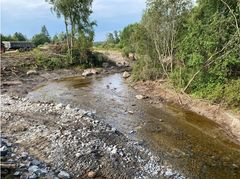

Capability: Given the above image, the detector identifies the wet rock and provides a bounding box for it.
[87,171,97,178]
[27,70,38,76]
[123,71,130,78]
[58,171,70,179]
[136,95,144,100]
[0,145,8,156]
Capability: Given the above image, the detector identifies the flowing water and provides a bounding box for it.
[27,73,240,178]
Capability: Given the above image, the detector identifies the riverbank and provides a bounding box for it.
[132,79,240,144]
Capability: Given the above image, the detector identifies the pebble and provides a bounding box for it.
[87,171,97,178]
[56,103,63,110]
[21,152,28,160]
[0,145,8,156]
[136,95,144,100]
[31,159,41,166]
[28,165,39,173]
[58,171,70,179]
[65,104,71,110]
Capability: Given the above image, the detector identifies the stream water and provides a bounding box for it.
[27,73,240,178]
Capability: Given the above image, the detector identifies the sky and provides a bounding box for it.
[1,0,146,41]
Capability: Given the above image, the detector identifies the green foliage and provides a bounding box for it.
[32,26,51,46]
[33,49,72,70]
[125,0,240,108]
[1,32,27,41]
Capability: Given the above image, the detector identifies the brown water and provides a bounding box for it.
[27,73,240,178]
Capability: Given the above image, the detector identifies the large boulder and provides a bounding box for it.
[123,71,131,79]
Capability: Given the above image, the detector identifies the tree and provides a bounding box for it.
[32,26,51,46]
[106,33,115,44]
[41,25,50,37]
[46,0,95,58]
[13,32,27,41]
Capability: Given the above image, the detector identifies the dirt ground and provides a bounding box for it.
[132,79,240,144]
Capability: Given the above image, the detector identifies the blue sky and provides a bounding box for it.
[1,0,146,41]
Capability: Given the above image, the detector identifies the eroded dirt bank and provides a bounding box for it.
[1,95,182,178]
[132,80,240,144]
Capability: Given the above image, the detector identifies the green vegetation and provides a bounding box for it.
[32,25,51,46]
[106,0,240,108]
[1,32,27,41]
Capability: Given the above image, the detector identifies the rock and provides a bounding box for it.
[28,165,39,173]
[158,119,163,122]
[29,174,37,179]
[122,71,130,78]
[102,62,109,68]
[27,70,38,76]
[128,111,134,114]
[31,159,41,166]
[56,103,63,110]
[82,69,99,77]
[129,130,136,134]
[65,104,71,110]
[0,145,8,156]
[75,153,81,158]
[136,95,144,100]
[111,146,118,155]
[58,171,70,179]
[21,152,28,160]
[129,53,136,60]
[36,168,47,176]
[87,171,97,178]
[13,171,21,176]
[2,81,23,86]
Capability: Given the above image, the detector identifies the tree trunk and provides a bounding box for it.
[64,18,70,53]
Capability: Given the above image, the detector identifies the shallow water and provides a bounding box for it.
[27,73,240,178]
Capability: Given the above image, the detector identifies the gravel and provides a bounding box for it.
[1,94,184,178]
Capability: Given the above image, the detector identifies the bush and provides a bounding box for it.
[33,49,72,70]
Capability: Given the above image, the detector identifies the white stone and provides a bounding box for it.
[136,95,144,100]
[27,70,38,75]
[56,103,63,110]
[122,71,130,78]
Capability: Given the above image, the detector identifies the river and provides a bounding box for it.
[27,73,240,178]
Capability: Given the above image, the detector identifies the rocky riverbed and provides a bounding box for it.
[1,95,183,178]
